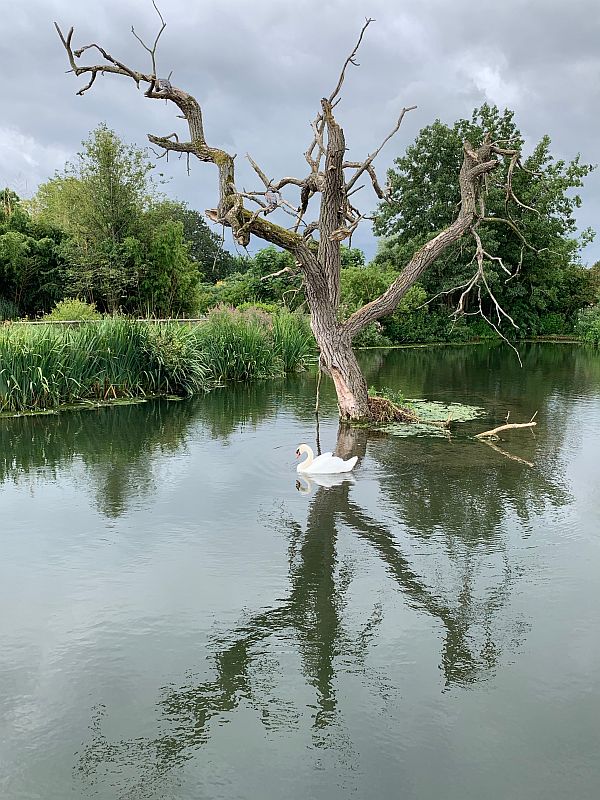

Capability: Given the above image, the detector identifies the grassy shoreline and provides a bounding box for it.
[0,309,314,415]
[0,310,593,417]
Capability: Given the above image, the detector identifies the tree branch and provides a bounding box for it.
[345,106,416,194]
[328,18,374,103]
[342,140,500,338]
[130,0,166,77]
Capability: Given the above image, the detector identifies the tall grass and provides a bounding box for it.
[193,307,315,382]
[272,310,314,372]
[0,309,315,413]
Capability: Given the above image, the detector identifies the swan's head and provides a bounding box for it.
[295,443,311,459]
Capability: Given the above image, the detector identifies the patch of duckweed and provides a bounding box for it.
[408,400,485,422]
[382,400,486,438]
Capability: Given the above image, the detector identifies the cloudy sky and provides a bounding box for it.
[2,0,599,262]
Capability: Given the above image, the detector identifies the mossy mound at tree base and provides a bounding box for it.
[358,397,486,437]
[367,395,418,423]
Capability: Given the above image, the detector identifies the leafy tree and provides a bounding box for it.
[147,200,236,281]
[589,261,600,303]
[0,189,66,316]
[198,246,303,311]
[374,105,596,335]
[137,218,199,316]
[33,124,157,312]
[340,245,366,269]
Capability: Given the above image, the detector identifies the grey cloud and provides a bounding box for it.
[1,0,598,261]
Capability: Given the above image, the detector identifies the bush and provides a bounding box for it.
[194,307,276,381]
[353,322,392,348]
[44,298,102,322]
[538,312,569,336]
[576,306,600,345]
[0,309,315,413]
[144,323,209,396]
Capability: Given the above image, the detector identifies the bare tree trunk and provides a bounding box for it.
[316,325,370,420]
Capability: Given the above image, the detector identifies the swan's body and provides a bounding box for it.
[295,444,358,475]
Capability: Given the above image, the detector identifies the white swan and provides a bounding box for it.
[295,444,358,475]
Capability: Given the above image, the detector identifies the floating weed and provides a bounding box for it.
[408,400,485,422]
[382,400,486,438]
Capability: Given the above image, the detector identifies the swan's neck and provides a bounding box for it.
[300,446,314,468]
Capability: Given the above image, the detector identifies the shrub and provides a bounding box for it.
[538,312,568,336]
[193,308,278,382]
[353,322,392,348]
[144,323,209,395]
[0,319,211,413]
[44,298,102,322]
[576,306,600,345]
[0,309,314,413]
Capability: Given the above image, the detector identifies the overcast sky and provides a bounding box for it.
[1,0,598,262]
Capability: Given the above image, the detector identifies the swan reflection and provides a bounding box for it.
[296,472,356,494]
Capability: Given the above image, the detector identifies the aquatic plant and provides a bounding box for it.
[272,310,315,372]
[0,310,314,413]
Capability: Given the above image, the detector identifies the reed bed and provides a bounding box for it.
[0,309,315,413]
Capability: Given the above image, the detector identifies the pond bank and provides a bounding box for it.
[0,311,314,415]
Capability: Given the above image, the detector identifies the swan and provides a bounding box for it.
[295,444,358,475]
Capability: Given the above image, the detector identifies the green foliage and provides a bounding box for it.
[374,104,596,338]
[197,246,303,312]
[194,307,314,382]
[0,297,19,321]
[194,308,276,381]
[0,189,66,316]
[0,309,313,413]
[144,323,209,395]
[272,310,315,371]
[340,263,442,344]
[33,125,157,313]
[43,298,102,321]
[589,262,600,303]
[576,306,600,344]
[340,245,366,269]
[146,200,235,281]
[0,319,150,412]
[369,386,413,410]
[29,127,235,318]
[137,218,199,316]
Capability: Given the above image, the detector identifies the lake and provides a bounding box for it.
[1,343,599,800]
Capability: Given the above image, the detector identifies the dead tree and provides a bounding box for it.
[56,10,530,421]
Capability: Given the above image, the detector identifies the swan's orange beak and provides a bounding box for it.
[295,449,300,458]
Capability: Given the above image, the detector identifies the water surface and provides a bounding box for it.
[1,343,599,799]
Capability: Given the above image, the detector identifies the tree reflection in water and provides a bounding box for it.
[2,345,582,797]
[75,410,569,797]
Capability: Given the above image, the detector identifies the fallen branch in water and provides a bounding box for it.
[475,411,538,439]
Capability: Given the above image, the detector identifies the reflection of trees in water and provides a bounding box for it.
[75,413,571,797]
[0,401,200,518]
[0,377,322,519]
[3,344,584,794]
[363,342,600,413]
